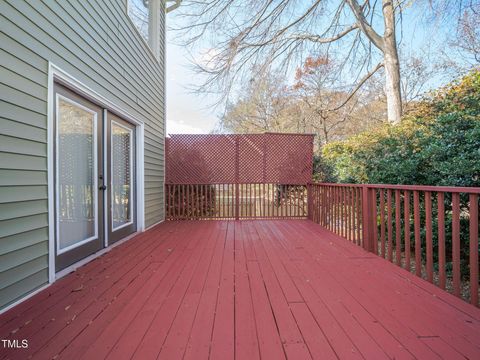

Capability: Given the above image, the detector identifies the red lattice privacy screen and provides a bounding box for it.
[165,133,314,184]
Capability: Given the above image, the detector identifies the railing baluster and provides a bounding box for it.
[470,193,479,306]
[181,184,184,219]
[263,183,266,218]
[437,192,446,289]
[357,187,361,245]
[186,185,192,219]
[332,186,336,232]
[425,191,433,283]
[338,186,341,236]
[372,189,378,254]
[327,187,330,228]
[395,189,401,265]
[328,186,332,230]
[380,190,386,258]
[404,190,410,271]
[341,187,344,238]
[335,187,340,234]
[332,187,336,233]
[350,187,354,241]
[348,186,352,239]
[414,190,421,277]
[249,184,255,217]
[387,189,393,262]
[452,193,461,297]
[316,185,320,224]
[361,186,372,252]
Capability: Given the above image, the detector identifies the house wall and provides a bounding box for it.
[0,0,166,310]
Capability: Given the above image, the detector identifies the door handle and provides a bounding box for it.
[99,185,107,191]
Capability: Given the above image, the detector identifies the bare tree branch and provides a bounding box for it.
[328,61,384,111]
[346,0,384,50]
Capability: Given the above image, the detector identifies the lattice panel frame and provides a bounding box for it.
[166,133,314,184]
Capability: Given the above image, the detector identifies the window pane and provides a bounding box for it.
[128,0,150,42]
[58,99,97,250]
[112,123,133,230]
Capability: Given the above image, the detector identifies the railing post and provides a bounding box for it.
[307,183,312,220]
[235,137,240,220]
[362,185,375,253]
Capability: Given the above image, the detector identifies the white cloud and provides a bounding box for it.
[166,119,205,135]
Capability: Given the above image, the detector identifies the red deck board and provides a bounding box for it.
[234,222,260,360]
[1,220,480,360]
[183,222,228,360]
[299,220,479,332]
[156,222,223,359]
[281,221,478,359]
[209,221,235,360]
[0,222,175,336]
[60,221,200,360]
[289,302,338,360]
[1,222,181,360]
[105,221,212,360]
[275,221,430,359]
[35,222,191,359]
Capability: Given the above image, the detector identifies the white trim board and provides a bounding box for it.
[47,62,146,284]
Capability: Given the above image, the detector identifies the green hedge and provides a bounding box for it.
[321,70,480,187]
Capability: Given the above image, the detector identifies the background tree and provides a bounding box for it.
[291,55,383,146]
[453,3,480,65]
[218,69,299,133]
[175,0,412,123]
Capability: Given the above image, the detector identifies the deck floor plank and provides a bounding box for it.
[0,221,179,337]
[183,222,228,360]
[209,221,236,360]
[106,220,212,360]
[1,222,183,360]
[288,221,480,359]
[276,221,436,360]
[234,222,261,360]
[38,222,191,359]
[1,220,479,360]
[59,221,200,360]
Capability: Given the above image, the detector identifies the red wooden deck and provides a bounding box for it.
[1,220,479,360]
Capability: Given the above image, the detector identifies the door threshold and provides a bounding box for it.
[55,231,140,280]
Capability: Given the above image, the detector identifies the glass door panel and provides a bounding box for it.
[57,97,98,251]
[108,113,137,243]
[54,84,104,271]
[111,121,133,230]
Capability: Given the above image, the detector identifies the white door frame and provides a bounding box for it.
[47,63,145,283]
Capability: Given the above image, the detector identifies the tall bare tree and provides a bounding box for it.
[292,56,360,144]
[173,0,411,123]
[219,70,294,133]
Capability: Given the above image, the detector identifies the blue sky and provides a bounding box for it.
[166,24,218,134]
[165,3,461,135]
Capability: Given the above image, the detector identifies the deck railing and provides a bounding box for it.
[308,183,480,307]
[165,183,308,220]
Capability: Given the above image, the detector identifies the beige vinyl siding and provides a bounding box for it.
[0,0,165,310]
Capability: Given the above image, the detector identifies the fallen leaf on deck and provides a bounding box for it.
[72,285,84,292]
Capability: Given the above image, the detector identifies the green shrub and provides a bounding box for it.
[321,69,480,187]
